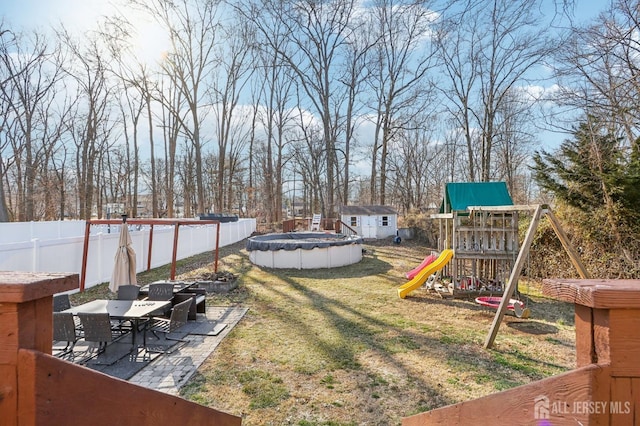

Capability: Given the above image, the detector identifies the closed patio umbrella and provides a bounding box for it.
[109,215,137,293]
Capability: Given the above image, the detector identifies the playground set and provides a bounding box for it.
[397,182,589,330]
[398,182,521,297]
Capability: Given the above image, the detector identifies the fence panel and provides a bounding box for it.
[0,219,256,291]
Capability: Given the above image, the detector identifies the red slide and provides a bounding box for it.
[406,253,438,280]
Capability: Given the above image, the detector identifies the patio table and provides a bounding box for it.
[63,299,172,349]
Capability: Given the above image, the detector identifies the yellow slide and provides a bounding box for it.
[397,249,454,299]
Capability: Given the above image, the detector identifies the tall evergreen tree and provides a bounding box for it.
[531,121,622,212]
[531,119,640,262]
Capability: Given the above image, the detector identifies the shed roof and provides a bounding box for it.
[340,205,398,216]
[439,182,513,213]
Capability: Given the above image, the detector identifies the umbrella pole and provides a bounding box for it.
[122,214,132,286]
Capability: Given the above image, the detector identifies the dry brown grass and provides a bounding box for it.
[170,238,576,426]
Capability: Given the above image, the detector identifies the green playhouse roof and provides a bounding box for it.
[439,182,513,213]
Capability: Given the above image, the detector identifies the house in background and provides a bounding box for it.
[340,205,398,239]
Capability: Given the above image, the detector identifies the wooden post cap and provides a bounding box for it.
[0,272,79,303]
[542,278,640,309]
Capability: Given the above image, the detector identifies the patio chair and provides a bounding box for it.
[53,293,71,312]
[143,298,191,354]
[52,312,79,358]
[113,285,143,335]
[53,293,83,332]
[77,312,116,356]
[117,284,141,300]
[147,282,174,301]
[173,288,207,320]
[145,282,174,317]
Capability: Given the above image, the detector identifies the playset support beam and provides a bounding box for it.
[484,204,590,349]
[484,204,543,349]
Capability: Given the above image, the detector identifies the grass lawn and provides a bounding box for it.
[73,237,577,425]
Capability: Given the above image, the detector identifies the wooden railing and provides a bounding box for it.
[0,271,241,426]
[282,219,296,233]
[403,278,640,425]
[335,220,358,237]
[282,217,343,233]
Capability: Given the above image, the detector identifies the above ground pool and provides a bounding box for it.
[246,232,364,269]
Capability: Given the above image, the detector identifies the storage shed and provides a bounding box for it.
[340,205,398,239]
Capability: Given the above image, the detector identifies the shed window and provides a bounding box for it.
[381,216,389,226]
[350,216,358,226]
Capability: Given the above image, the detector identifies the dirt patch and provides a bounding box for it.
[180,270,237,282]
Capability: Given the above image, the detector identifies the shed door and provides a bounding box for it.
[361,215,377,238]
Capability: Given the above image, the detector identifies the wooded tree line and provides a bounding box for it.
[0,0,636,231]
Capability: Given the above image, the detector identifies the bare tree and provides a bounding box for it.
[0,29,67,221]
[0,95,11,222]
[158,78,187,217]
[553,0,640,150]
[337,12,376,207]
[130,0,221,215]
[210,22,253,212]
[240,0,358,218]
[98,16,150,218]
[59,27,116,220]
[367,0,436,205]
[386,111,440,214]
[492,88,535,200]
[117,84,144,217]
[291,110,327,217]
[236,0,305,223]
[435,0,558,182]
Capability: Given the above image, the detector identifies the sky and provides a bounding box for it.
[1,0,609,41]
[0,0,612,155]
[1,0,116,32]
[1,0,171,65]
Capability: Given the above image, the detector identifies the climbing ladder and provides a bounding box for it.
[311,214,322,231]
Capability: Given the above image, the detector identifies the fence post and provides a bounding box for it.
[31,238,40,272]
[542,278,640,419]
[0,271,78,425]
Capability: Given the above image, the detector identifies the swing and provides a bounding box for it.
[513,245,532,318]
[475,212,531,319]
[475,295,525,313]
[475,289,530,318]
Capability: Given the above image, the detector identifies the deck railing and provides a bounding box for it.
[403,278,640,425]
[282,217,343,233]
[0,271,241,426]
[335,220,358,236]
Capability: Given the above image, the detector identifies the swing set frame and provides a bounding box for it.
[483,204,590,348]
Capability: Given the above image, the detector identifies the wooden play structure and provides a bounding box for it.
[428,183,587,302]
[423,183,590,347]
[429,182,525,297]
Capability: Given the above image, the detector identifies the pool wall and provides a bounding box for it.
[249,243,362,269]
[247,232,363,269]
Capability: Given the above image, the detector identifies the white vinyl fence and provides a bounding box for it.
[0,219,256,292]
